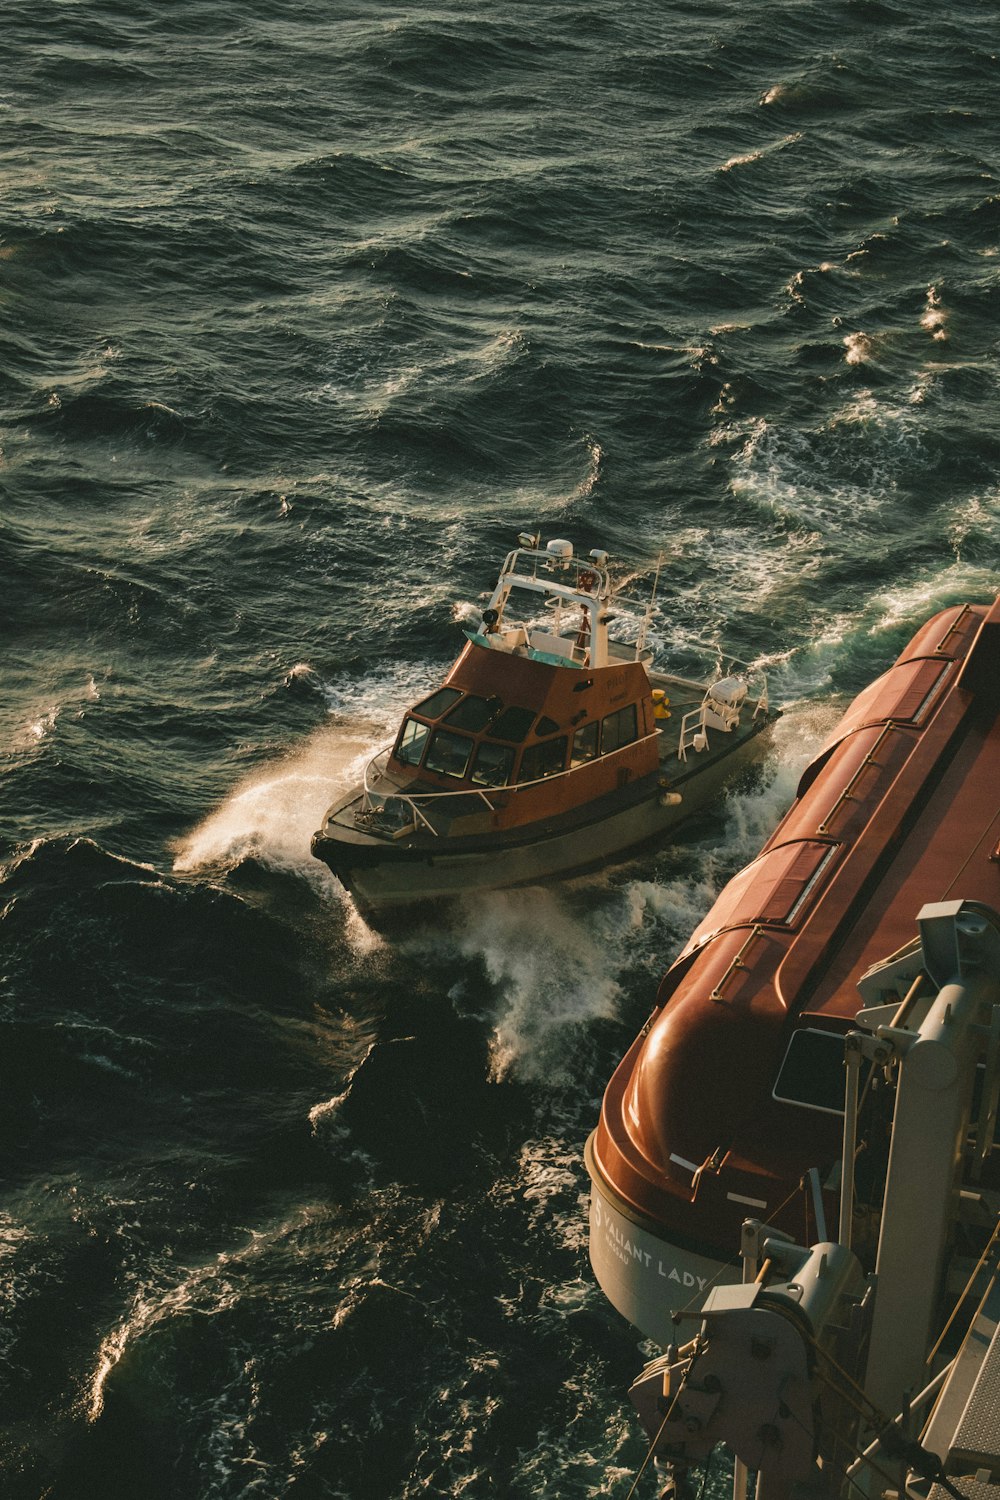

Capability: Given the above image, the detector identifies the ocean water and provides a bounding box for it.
[2,0,999,1494]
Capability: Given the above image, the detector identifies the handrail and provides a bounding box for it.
[934,602,975,654]
[816,721,902,835]
[361,727,663,818]
[677,706,706,764]
[709,925,766,1003]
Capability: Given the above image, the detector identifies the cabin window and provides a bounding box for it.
[571,722,599,766]
[536,716,560,737]
[445,694,501,732]
[602,703,638,754]
[413,687,462,720]
[470,742,514,788]
[518,736,568,783]
[772,1029,848,1116]
[396,717,431,766]
[424,728,474,779]
[492,706,536,743]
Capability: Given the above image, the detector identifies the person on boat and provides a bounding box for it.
[653,689,671,720]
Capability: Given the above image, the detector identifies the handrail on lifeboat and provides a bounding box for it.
[816,720,904,835]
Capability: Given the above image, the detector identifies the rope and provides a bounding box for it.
[925,1213,1000,1368]
[805,1331,891,1430]
[810,1356,969,1500]
[623,1353,700,1500]
[778,1389,897,1500]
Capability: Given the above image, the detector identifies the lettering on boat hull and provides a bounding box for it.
[587,1177,737,1348]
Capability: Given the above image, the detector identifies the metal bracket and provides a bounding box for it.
[917,900,1000,989]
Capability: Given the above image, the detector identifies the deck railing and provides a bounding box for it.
[359,729,662,838]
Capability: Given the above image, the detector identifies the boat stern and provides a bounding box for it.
[585,1131,736,1347]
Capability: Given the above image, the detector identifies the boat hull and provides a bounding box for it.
[315,725,769,925]
[586,1133,736,1346]
[587,595,1000,1353]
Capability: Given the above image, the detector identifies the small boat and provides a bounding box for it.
[586,593,1000,1354]
[311,535,776,925]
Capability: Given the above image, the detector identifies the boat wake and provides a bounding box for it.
[452,885,623,1084]
[172,724,374,892]
[446,703,832,1088]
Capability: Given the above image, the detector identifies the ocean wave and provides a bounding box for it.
[5,0,1000,1491]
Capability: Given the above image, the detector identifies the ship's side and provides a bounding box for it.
[587,596,1000,1345]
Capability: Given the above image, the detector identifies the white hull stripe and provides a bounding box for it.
[669,1153,700,1173]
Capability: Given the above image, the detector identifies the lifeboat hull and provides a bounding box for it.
[587,596,1000,1343]
[586,1135,738,1348]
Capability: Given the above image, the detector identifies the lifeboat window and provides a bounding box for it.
[772,1028,848,1116]
[536,716,560,737]
[413,687,462,720]
[814,658,952,751]
[444,694,501,732]
[492,706,536,743]
[424,728,474,779]
[396,717,431,766]
[571,722,599,765]
[602,703,638,754]
[518,736,568,782]
[470,742,514,788]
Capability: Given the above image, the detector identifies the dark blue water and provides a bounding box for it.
[3,1,999,1494]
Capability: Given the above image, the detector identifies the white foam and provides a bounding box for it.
[452,887,621,1085]
[947,487,1000,558]
[920,284,949,341]
[843,331,876,366]
[720,402,926,542]
[172,723,375,888]
[719,132,802,172]
[868,565,1000,634]
[171,654,447,895]
[444,706,828,1088]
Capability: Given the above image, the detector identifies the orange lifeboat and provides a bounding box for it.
[586,596,1000,1345]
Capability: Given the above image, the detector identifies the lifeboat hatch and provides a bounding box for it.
[771,1027,855,1115]
[682,840,838,954]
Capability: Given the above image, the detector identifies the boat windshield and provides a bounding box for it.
[413,687,462,719]
[444,694,501,732]
[470,742,514,788]
[397,718,430,766]
[424,728,474,779]
[491,706,536,742]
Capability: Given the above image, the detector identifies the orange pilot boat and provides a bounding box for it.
[586,594,1000,1348]
[311,535,775,926]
